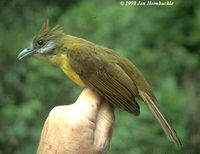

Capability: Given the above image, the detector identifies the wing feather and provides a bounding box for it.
[68,48,140,115]
[86,70,140,115]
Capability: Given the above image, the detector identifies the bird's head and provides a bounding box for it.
[17,19,64,60]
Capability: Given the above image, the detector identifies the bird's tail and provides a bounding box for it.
[139,90,181,148]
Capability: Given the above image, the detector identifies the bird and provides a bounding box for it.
[18,19,181,147]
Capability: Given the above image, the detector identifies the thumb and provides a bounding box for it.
[94,101,115,153]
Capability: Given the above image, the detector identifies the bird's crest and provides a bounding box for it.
[33,18,64,43]
[38,18,49,34]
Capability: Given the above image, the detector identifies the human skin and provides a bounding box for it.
[37,88,115,154]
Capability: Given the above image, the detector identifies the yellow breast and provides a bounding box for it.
[49,54,86,87]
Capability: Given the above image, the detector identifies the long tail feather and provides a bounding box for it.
[139,90,181,148]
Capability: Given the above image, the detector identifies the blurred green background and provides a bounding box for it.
[0,0,199,153]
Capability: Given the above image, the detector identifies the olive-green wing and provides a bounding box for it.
[68,48,140,115]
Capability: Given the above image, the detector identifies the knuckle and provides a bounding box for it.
[49,106,64,117]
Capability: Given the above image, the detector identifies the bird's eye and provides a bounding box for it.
[37,40,44,46]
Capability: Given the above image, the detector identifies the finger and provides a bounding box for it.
[76,88,102,106]
[37,106,96,154]
[37,118,50,154]
[37,106,72,154]
[94,101,115,154]
[75,88,102,123]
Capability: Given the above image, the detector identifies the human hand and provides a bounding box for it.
[37,88,115,154]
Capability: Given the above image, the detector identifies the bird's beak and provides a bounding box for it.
[17,48,35,60]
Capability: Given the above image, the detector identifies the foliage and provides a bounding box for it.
[0,0,199,153]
